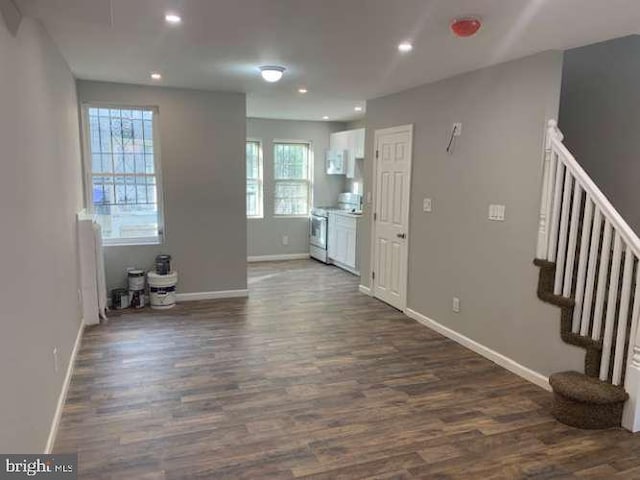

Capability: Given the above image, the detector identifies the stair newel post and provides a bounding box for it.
[536,120,559,260]
[623,267,640,432]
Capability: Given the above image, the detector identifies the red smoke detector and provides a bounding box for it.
[450,17,482,38]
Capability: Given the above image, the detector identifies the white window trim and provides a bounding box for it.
[80,103,166,246]
[246,138,264,219]
[272,140,314,218]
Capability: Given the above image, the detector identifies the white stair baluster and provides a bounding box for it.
[600,233,623,382]
[581,207,602,336]
[592,221,613,341]
[613,247,634,385]
[573,197,593,333]
[623,268,640,430]
[554,172,574,295]
[625,267,640,390]
[563,182,583,298]
[548,158,564,263]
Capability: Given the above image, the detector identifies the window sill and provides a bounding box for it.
[104,238,163,247]
[273,215,310,219]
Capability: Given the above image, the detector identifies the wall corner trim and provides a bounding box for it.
[248,254,310,262]
[45,321,84,454]
[358,285,372,296]
[175,290,249,302]
[404,308,551,392]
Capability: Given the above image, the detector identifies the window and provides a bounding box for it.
[274,142,312,216]
[246,140,263,218]
[83,105,163,245]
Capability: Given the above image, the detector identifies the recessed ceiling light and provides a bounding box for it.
[322,116,329,120]
[398,42,413,53]
[150,72,162,80]
[298,88,308,94]
[165,13,182,24]
[259,66,286,82]
[354,106,363,112]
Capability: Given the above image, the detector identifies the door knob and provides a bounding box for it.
[397,233,406,239]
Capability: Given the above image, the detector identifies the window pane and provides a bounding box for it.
[247,179,259,217]
[246,141,262,217]
[274,181,309,216]
[274,143,308,180]
[86,106,161,242]
[246,142,260,179]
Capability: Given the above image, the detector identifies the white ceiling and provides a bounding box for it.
[16,0,640,121]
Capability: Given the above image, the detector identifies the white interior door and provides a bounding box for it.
[371,125,413,310]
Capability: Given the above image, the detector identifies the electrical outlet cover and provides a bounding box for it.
[452,297,460,313]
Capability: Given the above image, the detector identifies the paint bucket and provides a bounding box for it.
[129,289,145,309]
[128,269,145,291]
[147,271,178,310]
[111,288,129,310]
[155,255,172,275]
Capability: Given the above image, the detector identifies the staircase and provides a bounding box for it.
[535,120,640,431]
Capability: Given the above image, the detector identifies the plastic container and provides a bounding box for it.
[155,255,172,275]
[128,269,145,291]
[147,271,178,309]
[111,288,129,309]
[129,289,145,309]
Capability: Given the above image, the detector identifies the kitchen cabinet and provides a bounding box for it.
[328,212,358,274]
[328,128,365,177]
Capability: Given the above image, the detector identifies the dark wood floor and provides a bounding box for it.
[55,260,640,479]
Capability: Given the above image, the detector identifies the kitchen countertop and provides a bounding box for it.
[328,209,363,218]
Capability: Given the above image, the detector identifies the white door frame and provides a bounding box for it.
[369,124,414,311]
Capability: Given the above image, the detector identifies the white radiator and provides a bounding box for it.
[77,211,107,325]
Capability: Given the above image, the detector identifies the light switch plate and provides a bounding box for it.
[488,204,506,221]
[423,198,432,212]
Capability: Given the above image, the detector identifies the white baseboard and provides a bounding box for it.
[45,321,84,453]
[404,308,551,392]
[248,254,310,262]
[359,284,372,296]
[176,289,249,302]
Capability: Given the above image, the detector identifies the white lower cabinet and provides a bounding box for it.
[327,212,358,273]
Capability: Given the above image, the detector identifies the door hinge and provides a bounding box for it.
[372,271,376,280]
[376,150,379,159]
[373,212,377,221]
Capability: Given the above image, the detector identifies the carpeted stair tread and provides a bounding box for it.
[549,371,628,404]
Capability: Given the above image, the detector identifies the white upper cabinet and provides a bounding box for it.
[351,128,365,159]
[328,128,365,177]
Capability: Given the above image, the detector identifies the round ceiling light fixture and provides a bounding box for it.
[259,66,286,82]
[165,13,182,25]
[450,17,482,38]
[398,42,413,53]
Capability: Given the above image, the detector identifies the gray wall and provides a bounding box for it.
[0,16,83,452]
[559,35,640,234]
[246,118,346,257]
[361,51,584,377]
[76,81,247,293]
[346,118,366,130]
